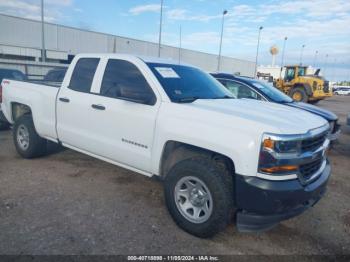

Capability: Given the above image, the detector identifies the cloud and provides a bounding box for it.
[219,0,350,63]
[0,0,74,22]
[0,0,39,12]
[166,8,221,22]
[166,9,187,20]
[129,4,161,15]
[45,0,72,6]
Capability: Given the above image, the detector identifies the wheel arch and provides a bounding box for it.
[159,140,235,179]
[293,83,312,96]
[11,102,32,122]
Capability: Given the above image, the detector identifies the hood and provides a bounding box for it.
[286,102,337,121]
[186,99,328,134]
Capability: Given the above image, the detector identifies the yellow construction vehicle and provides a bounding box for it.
[274,65,332,103]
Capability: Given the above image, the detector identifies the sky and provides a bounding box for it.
[0,0,349,81]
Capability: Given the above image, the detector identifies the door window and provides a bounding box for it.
[285,68,295,82]
[69,58,100,93]
[100,59,156,104]
[225,81,263,100]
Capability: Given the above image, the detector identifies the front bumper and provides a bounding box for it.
[235,160,331,232]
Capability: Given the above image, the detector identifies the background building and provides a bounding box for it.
[0,14,255,79]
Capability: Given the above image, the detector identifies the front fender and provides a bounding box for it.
[151,117,261,178]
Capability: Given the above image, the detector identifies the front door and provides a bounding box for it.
[87,58,160,173]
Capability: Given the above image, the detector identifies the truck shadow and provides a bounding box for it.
[46,141,66,156]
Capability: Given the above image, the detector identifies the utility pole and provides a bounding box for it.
[157,0,164,58]
[254,26,263,79]
[217,10,228,71]
[299,44,305,66]
[280,36,287,79]
[41,0,46,62]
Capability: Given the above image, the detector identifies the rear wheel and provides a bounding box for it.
[164,157,234,238]
[289,87,308,102]
[13,115,47,158]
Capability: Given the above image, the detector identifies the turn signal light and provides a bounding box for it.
[263,138,274,150]
[260,165,298,173]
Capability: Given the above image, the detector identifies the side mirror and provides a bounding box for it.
[119,86,156,105]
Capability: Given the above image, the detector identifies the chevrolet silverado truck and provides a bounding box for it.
[0,54,331,237]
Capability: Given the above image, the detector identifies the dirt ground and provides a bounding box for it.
[0,96,349,255]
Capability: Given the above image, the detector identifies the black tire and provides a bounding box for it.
[309,100,320,105]
[13,115,47,158]
[289,87,308,102]
[164,157,234,238]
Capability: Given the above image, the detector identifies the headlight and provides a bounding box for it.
[259,134,301,175]
[262,137,300,154]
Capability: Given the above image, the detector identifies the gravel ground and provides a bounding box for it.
[0,96,349,255]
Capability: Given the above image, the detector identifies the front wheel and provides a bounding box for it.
[289,87,308,102]
[13,115,47,158]
[309,99,321,105]
[164,158,234,238]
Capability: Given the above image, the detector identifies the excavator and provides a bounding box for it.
[274,65,332,103]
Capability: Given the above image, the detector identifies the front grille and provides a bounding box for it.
[300,159,323,180]
[301,133,327,152]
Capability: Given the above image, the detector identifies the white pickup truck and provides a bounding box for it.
[0,54,331,237]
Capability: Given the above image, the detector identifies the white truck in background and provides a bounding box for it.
[0,54,331,237]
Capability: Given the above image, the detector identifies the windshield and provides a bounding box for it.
[147,63,233,102]
[250,80,293,103]
[298,67,306,76]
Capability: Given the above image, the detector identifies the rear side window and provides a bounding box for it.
[69,58,99,93]
[100,59,156,104]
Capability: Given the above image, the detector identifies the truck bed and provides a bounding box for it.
[1,79,60,141]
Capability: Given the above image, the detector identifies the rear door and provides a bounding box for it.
[56,57,101,151]
[87,58,160,173]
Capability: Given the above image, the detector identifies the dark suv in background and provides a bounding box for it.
[211,73,340,142]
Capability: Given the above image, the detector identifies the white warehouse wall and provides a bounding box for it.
[0,14,255,76]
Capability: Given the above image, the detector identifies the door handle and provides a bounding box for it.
[59,97,70,103]
[91,104,106,110]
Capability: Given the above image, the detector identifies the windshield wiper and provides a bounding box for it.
[212,95,235,99]
[278,100,292,104]
[175,97,200,103]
